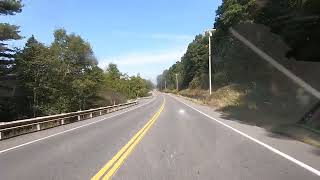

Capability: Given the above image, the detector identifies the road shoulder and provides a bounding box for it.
[0,97,156,153]
[169,93,320,174]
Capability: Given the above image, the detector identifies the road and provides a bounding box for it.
[1,92,320,180]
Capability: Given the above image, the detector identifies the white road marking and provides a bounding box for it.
[0,97,157,155]
[169,94,320,177]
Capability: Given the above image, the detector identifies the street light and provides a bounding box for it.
[207,29,216,95]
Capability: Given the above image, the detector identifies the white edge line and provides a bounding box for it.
[169,94,320,177]
[0,97,157,155]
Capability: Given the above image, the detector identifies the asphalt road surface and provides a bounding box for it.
[1,92,320,180]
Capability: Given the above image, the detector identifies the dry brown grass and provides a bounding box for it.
[205,84,247,109]
[176,85,249,109]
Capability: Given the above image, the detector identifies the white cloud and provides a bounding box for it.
[98,47,187,82]
[98,31,194,82]
[99,47,186,67]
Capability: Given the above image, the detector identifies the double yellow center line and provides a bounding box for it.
[91,99,165,180]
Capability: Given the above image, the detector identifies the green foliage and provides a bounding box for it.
[157,34,209,91]
[0,1,153,121]
[189,76,201,89]
[0,0,22,15]
[213,71,229,86]
[0,0,23,120]
[0,0,23,75]
[159,0,320,91]
[14,31,104,117]
[214,0,255,30]
[105,63,121,80]
[157,0,320,131]
[0,27,154,121]
[104,63,153,100]
[16,36,51,116]
[0,23,21,41]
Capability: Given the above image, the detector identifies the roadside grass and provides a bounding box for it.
[168,85,320,148]
[205,84,246,109]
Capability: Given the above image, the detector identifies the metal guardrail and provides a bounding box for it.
[0,101,138,140]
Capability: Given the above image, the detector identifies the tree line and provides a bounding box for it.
[158,0,319,92]
[157,0,320,124]
[0,0,153,121]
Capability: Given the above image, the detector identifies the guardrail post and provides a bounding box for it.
[61,119,65,125]
[99,110,102,116]
[0,131,2,140]
[90,113,93,118]
[37,124,41,131]
[78,115,81,121]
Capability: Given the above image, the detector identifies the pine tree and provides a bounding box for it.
[0,0,23,75]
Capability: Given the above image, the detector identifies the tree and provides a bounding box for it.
[71,66,103,110]
[145,79,154,90]
[103,63,152,100]
[16,36,54,117]
[49,28,102,112]
[0,0,22,15]
[104,63,122,93]
[0,3,154,121]
[14,29,105,117]
[0,0,23,75]
[105,63,121,79]
[157,34,210,91]
[157,0,320,126]
[256,0,320,61]
[0,0,23,121]
[156,74,163,90]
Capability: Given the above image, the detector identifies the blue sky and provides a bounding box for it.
[1,0,222,82]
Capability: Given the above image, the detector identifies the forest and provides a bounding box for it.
[0,0,153,121]
[157,0,320,130]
